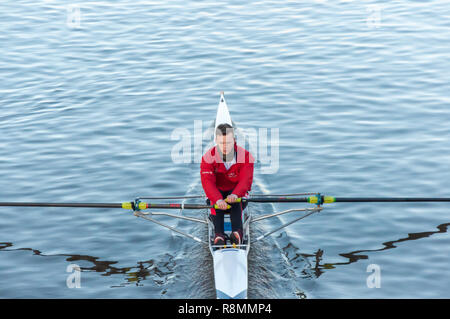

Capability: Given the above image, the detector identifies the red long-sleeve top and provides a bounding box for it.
[200,143,254,205]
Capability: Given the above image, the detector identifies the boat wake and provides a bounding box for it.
[158,173,319,299]
[246,200,315,299]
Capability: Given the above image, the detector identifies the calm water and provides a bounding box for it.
[1,0,450,298]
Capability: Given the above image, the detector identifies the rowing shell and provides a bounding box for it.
[208,92,250,299]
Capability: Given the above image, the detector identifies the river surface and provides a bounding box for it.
[1,0,449,298]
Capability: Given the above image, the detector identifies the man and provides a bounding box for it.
[200,123,254,246]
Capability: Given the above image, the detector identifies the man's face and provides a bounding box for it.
[216,133,235,156]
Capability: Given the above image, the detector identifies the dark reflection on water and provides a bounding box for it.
[300,222,450,277]
[1,221,448,297]
[0,242,174,288]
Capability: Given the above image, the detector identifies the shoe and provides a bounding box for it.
[230,231,241,245]
[214,235,225,246]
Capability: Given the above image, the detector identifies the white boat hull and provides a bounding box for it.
[213,249,248,299]
[209,92,249,299]
[214,92,233,140]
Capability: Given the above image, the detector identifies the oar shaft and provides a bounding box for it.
[0,202,228,210]
[242,197,308,203]
[0,202,123,208]
[145,203,213,209]
[334,197,450,202]
[243,196,450,204]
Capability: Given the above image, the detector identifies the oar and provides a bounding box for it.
[241,196,450,205]
[0,200,227,244]
[3,195,449,211]
[0,201,230,210]
[0,202,124,208]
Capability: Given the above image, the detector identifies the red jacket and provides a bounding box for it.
[200,143,254,205]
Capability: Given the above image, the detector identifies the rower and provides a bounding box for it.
[201,123,254,246]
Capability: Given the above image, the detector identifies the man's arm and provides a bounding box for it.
[231,160,254,198]
[200,158,223,204]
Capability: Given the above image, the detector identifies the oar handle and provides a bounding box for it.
[213,203,232,209]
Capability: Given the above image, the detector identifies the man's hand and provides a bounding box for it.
[215,199,228,210]
[225,194,238,203]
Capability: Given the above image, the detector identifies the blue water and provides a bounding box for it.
[1,0,450,298]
